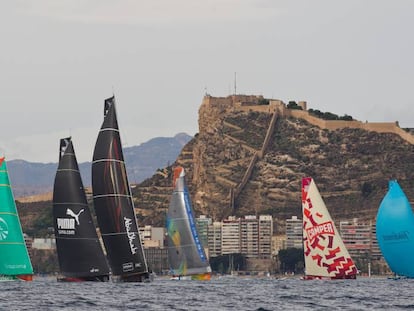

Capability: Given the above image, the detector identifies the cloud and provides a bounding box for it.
[12,0,281,25]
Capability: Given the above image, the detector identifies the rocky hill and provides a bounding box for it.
[133,95,414,233]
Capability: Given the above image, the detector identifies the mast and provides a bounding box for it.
[92,96,148,280]
[53,137,110,281]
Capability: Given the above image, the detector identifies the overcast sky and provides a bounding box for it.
[1,0,413,163]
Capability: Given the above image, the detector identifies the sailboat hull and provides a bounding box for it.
[57,275,110,282]
[112,272,153,283]
[170,273,211,281]
[17,274,33,281]
[191,273,211,281]
[303,274,356,280]
[0,274,32,282]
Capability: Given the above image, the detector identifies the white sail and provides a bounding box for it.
[302,177,357,279]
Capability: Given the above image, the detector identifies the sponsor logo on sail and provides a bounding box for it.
[122,262,134,272]
[6,264,27,269]
[56,208,84,235]
[383,231,410,242]
[66,208,84,225]
[306,221,335,241]
[0,217,9,241]
[124,217,138,255]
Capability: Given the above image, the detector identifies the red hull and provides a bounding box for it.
[303,274,357,280]
[17,275,33,281]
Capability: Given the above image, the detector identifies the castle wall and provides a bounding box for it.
[286,107,414,144]
[202,95,413,140]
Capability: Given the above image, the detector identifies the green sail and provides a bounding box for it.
[0,158,33,276]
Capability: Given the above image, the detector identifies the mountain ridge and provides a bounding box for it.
[8,133,192,198]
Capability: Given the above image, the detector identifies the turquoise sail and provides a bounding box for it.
[376,180,414,278]
[0,157,33,280]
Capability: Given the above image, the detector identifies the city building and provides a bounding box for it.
[240,215,259,258]
[207,215,273,259]
[23,234,33,259]
[258,215,273,259]
[208,221,222,257]
[271,235,286,256]
[144,247,169,274]
[138,225,167,273]
[196,215,212,249]
[286,216,303,249]
[139,225,165,248]
[339,219,375,259]
[221,216,241,255]
[31,238,56,250]
[370,223,382,259]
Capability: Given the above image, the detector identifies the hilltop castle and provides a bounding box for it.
[200,94,414,144]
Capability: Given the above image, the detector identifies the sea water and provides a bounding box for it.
[0,276,412,310]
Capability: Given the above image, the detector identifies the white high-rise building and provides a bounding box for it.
[286,216,303,249]
[208,221,222,257]
[240,215,259,258]
[221,216,241,255]
[258,215,273,259]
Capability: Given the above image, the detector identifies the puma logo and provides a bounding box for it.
[66,208,84,225]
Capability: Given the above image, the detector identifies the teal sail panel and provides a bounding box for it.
[0,158,33,276]
[376,180,414,278]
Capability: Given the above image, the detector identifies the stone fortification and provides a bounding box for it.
[200,95,414,144]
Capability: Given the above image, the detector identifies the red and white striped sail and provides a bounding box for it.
[302,177,357,279]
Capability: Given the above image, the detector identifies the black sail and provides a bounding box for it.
[53,137,110,281]
[92,96,148,279]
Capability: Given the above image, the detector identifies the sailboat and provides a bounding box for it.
[0,157,33,281]
[92,96,150,282]
[376,180,414,278]
[302,177,357,280]
[53,137,110,282]
[166,166,211,280]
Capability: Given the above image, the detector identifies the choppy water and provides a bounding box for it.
[0,276,413,310]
